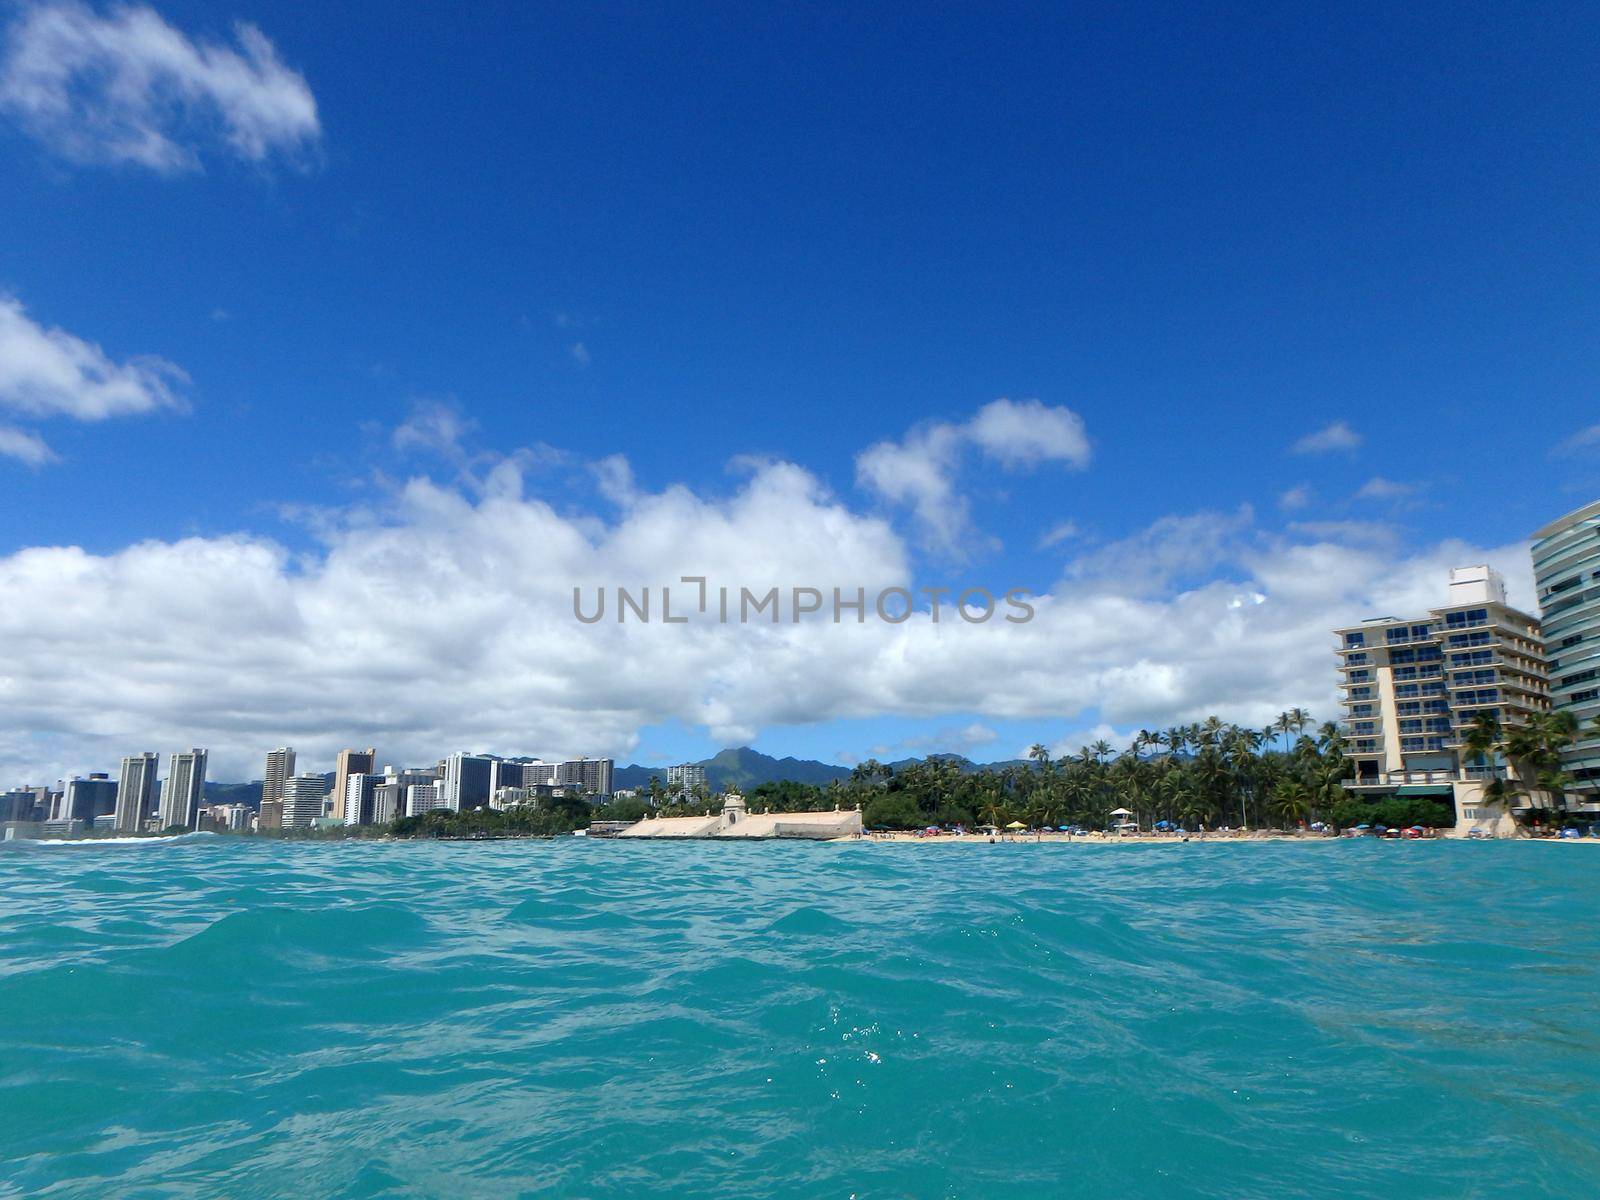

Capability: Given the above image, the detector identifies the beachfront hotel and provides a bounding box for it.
[1531,500,1600,790]
[1335,565,1550,834]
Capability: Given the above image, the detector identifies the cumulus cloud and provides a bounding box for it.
[0,442,1539,786]
[1291,420,1362,454]
[965,398,1090,469]
[856,398,1090,557]
[0,294,186,462]
[0,1,319,171]
[1277,485,1311,511]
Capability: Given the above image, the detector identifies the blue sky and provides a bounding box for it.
[2,2,1599,781]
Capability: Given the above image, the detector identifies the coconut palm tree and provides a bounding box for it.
[1461,711,1503,776]
[1272,711,1293,754]
[1272,778,1312,827]
[1481,775,1525,825]
[1288,706,1313,743]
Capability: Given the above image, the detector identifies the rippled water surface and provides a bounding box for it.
[2,837,1598,1199]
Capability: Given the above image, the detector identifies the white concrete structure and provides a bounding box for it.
[618,793,863,840]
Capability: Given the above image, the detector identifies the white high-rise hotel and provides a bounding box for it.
[1335,566,1549,832]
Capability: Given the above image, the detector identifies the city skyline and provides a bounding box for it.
[4,3,1600,785]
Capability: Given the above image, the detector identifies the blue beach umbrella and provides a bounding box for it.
[1354,824,1370,830]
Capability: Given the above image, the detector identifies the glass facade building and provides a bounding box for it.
[1531,499,1600,789]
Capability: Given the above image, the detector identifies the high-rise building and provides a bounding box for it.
[282,773,329,830]
[0,787,39,823]
[61,774,118,827]
[1335,566,1549,833]
[490,758,548,794]
[407,780,448,816]
[556,757,613,797]
[666,763,707,793]
[157,749,208,831]
[343,772,381,826]
[442,752,495,811]
[114,752,159,832]
[331,748,377,821]
[1531,500,1600,792]
[263,748,295,803]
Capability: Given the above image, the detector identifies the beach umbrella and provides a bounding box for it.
[1057,825,1072,832]
[1354,824,1370,830]
[1109,807,1133,817]
[1006,820,1027,830]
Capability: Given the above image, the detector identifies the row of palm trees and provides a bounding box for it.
[823,711,1352,831]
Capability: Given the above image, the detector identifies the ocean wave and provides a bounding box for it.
[1,840,1597,1198]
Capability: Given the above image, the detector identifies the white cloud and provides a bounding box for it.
[0,1,318,171]
[1038,520,1078,549]
[0,439,1540,787]
[965,398,1090,469]
[0,424,57,465]
[391,400,478,464]
[856,398,1090,557]
[1553,423,1600,458]
[1355,476,1417,501]
[1291,420,1362,454]
[1277,485,1311,511]
[0,294,185,421]
[570,342,591,368]
[854,420,970,556]
[0,294,185,465]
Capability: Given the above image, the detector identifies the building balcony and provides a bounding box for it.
[1343,765,1502,791]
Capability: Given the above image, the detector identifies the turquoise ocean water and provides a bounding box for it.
[2,837,1598,1199]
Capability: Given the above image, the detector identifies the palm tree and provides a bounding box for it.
[1273,711,1293,754]
[1271,778,1312,827]
[1461,711,1503,777]
[1028,744,1051,772]
[1288,706,1313,743]
[1482,775,1525,825]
